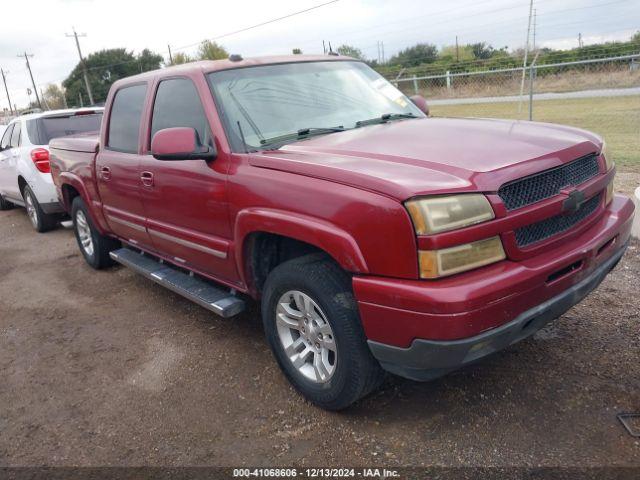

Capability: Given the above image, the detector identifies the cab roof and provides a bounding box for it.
[113,54,356,87]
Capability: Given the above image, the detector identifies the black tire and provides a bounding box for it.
[22,185,57,233]
[0,193,14,210]
[71,196,120,269]
[262,254,384,410]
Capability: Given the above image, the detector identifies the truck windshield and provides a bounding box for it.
[26,112,103,146]
[207,61,424,151]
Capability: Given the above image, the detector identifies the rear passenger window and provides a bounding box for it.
[107,84,147,153]
[151,78,210,146]
[0,124,13,150]
[10,123,21,147]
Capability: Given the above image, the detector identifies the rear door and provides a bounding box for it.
[138,76,236,280]
[3,123,22,200]
[97,83,153,248]
[0,123,15,198]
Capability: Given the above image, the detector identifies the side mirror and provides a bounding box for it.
[410,95,430,116]
[151,127,216,161]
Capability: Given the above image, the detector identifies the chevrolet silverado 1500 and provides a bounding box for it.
[49,55,634,410]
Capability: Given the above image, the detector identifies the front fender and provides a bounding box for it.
[234,207,369,285]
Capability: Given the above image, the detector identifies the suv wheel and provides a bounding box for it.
[0,194,14,211]
[262,254,384,410]
[23,185,57,232]
[72,196,120,269]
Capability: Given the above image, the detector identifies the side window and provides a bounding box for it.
[151,78,210,146]
[10,122,21,148]
[0,124,14,150]
[107,84,147,153]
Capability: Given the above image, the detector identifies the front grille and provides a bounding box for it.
[498,154,599,211]
[515,194,601,247]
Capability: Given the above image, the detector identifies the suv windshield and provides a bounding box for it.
[26,112,103,145]
[207,61,424,151]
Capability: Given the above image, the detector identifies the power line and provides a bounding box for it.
[173,0,341,51]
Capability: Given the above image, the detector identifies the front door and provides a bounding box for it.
[97,83,153,249]
[139,77,236,282]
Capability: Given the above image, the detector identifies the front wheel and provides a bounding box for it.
[72,196,120,269]
[23,185,57,232]
[262,254,384,410]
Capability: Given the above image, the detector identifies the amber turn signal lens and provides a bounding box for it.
[606,181,614,205]
[601,142,615,172]
[419,236,506,279]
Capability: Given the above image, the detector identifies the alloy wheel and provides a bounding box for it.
[25,191,38,229]
[276,290,337,383]
[75,210,94,257]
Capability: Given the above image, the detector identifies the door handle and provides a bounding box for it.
[100,166,112,180]
[140,171,154,187]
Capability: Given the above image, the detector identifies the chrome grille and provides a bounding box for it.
[498,154,599,211]
[515,194,601,247]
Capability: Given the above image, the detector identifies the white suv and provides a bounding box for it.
[0,108,103,232]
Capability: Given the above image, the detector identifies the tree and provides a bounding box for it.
[197,40,228,60]
[42,84,67,110]
[388,43,438,67]
[171,52,193,65]
[439,44,474,62]
[336,44,364,60]
[63,48,163,105]
[632,31,640,43]
[470,42,496,59]
[292,48,303,55]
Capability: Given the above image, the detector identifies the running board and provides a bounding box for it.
[109,248,245,318]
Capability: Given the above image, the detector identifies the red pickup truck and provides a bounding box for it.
[50,55,634,410]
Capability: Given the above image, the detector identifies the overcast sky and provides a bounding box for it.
[1,0,638,109]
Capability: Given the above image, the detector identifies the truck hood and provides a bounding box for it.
[249,117,602,200]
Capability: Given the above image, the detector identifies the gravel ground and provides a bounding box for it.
[0,199,639,468]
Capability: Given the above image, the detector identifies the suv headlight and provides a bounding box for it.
[405,194,495,235]
[601,141,614,171]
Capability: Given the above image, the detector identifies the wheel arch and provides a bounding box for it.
[235,208,369,297]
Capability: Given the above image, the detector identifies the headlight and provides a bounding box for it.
[418,236,506,279]
[405,194,495,235]
[601,142,614,171]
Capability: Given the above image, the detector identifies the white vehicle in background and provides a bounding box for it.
[0,108,103,232]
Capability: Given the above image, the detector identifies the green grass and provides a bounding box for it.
[430,95,640,166]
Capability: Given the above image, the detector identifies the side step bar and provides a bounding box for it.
[109,248,245,318]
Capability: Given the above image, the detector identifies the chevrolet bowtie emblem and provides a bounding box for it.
[562,190,586,214]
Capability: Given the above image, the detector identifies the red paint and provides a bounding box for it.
[49,56,635,348]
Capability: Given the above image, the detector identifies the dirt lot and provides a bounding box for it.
[1,195,639,468]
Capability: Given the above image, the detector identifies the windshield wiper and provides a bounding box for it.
[260,126,346,148]
[355,112,416,128]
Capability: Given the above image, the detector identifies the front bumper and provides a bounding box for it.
[354,195,634,381]
[367,243,626,381]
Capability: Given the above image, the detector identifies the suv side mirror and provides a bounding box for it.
[410,95,430,116]
[151,127,217,161]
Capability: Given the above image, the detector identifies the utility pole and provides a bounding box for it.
[532,9,537,52]
[381,41,385,64]
[0,69,13,115]
[578,32,583,48]
[18,52,42,109]
[167,44,174,64]
[66,27,94,105]
[455,35,459,62]
[517,0,534,115]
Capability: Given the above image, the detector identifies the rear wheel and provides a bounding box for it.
[0,194,14,211]
[262,254,384,410]
[72,196,120,269]
[23,185,57,233]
